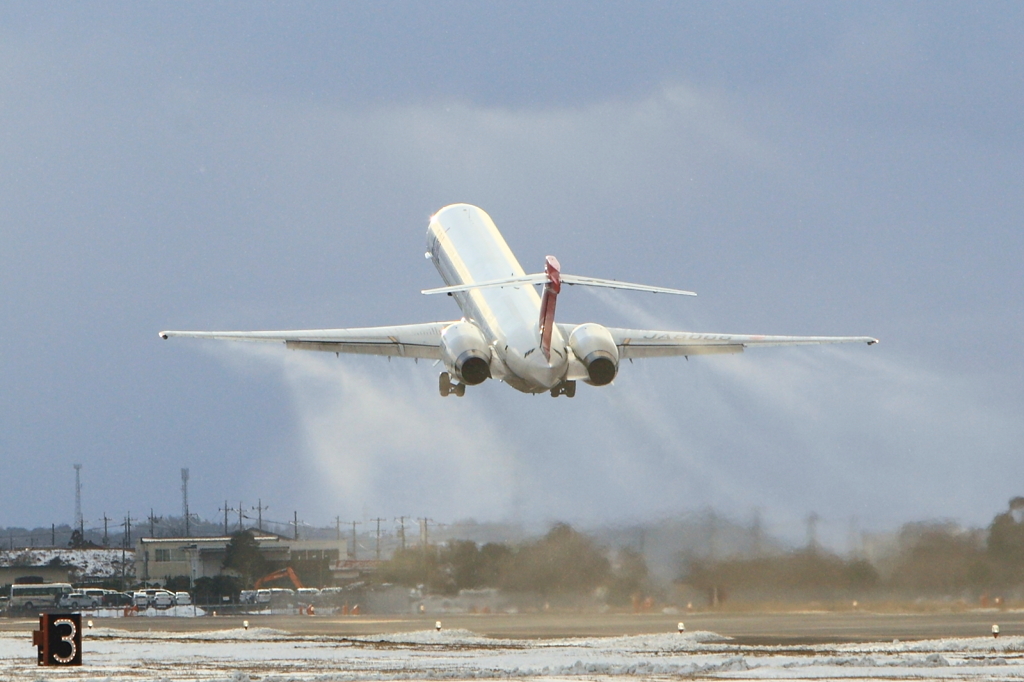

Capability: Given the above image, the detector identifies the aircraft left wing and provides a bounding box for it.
[597,327,878,359]
[159,322,455,359]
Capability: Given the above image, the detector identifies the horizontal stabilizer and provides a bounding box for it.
[423,273,695,296]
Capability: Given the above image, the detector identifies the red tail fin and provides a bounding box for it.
[539,255,561,360]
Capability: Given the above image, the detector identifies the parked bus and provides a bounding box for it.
[9,583,73,611]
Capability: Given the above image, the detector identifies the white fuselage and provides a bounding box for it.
[426,204,568,392]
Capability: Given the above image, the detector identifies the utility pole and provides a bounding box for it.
[219,501,232,535]
[252,500,267,532]
[370,518,386,561]
[806,512,820,552]
[415,518,432,544]
[335,516,341,541]
[395,516,407,551]
[181,468,190,537]
[121,517,127,590]
[73,464,83,535]
[350,520,362,559]
[148,509,162,538]
[51,524,55,547]
[292,511,299,540]
[238,501,245,531]
[101,512,111,547]
[123,514,137,548]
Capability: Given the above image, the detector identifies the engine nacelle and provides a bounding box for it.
[568,323,619,386]
[440,321,492,385]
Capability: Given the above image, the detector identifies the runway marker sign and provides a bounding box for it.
[32,613,82,666]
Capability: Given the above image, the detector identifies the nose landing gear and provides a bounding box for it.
[439,372,466,397]
[550,380,576,398]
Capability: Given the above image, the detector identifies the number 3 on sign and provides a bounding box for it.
[51,618,77,664]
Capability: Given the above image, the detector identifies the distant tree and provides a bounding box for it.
[378,545,442,591]
[843,559,880,589]
[66,529,100,549]
[681,548,880,603]
[193,575,241,604]
[503,523,611,597]
[164,575,192,592]
[478,542,514,587]
[607,547,651,606]
[68,529,85,549]
[439,540,486,591]
[222,530,268,587]
[888,522,985,594]
[379,540,518,595]
[987,497,1024,585]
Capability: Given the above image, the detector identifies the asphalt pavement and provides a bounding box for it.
[4,610,1021,644]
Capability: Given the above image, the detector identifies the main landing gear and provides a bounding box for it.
[550,380,576,398]
[439,372,466,397]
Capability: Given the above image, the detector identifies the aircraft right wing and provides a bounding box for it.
[159,322,455,359]
[603,328,879,359]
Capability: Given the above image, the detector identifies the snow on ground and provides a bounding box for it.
[2,627,1024,681]
[0,548,134,579]
[80,605,207,618]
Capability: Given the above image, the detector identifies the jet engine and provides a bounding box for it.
[440,321,492,385]
[568,323,619,386]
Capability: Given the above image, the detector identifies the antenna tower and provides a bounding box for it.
[73,464,83,534]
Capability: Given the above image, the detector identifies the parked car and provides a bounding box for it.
[58,591,99,610]
[84,588,107,604]
[102,591,134,607]
[132,590,150,609]
[133,588,176,609]
[296,588,320,604]
[150,590,176,609]
[174,591,192,606]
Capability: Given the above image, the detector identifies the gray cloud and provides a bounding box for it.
[1,6,1021,546]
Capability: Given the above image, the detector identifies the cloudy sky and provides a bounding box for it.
[2,2,1022,548]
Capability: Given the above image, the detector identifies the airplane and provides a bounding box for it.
[160,203,877,397]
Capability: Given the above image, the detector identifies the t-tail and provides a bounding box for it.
[539,255,561,360]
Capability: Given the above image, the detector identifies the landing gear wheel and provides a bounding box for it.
[550,380,576,397]
[439,372,466,397]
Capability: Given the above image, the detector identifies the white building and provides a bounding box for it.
[135,535,347,586]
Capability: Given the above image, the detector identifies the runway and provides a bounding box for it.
[3,609,1021,642]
